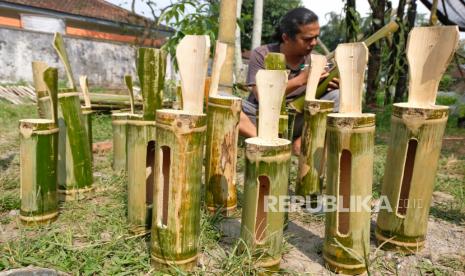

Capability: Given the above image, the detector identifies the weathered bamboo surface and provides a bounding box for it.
[205,95,241,214]
[57,92,93,200]
[296,100,333,199]
[151,110,206,270]
[126,114,156,233]
[323,42,374,275]
[241,137,291,270]
[81,106,93,161]
[296,54,332,200]
[138,48,166,121]
[20,119,59,224]
[217,0,237,94]
[323,114,375,275]
[376,104,448,251]
[111,113,129,171]
[20,66,59,224]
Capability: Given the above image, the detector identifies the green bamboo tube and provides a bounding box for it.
[296,100,334,200]
[151,109,206,271]
[375,104,449,252]
[57,92,94,200]
[137,48,166,121]
[19,119,59,224]
[205,95,241,215]
[111,113,129,171]
[240,137,291,270]
[81,106,93,160]
[126,114,156,234]
[323,114,375,275]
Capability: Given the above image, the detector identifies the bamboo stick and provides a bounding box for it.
[375,26,459,253]
[32,61,55,119]
[53,32,76,90]
[240,70,291,270]
[150,35,210,271]
[323,43,374,275]
[205,41,242,215]
[296,54,332,201]
[138,48,166,121]
[111,75,135,172]
[264,53,289,139]
[289,21,399,113]
[79,76,93,159]
[218,0,237,94]
[20,67,59,224]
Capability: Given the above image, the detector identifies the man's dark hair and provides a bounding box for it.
[273,7,318,43]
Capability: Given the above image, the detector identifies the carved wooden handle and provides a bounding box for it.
[176,35,210,114]
[335,42,368,114]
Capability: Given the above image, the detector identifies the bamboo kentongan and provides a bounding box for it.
[323,114,375,275]
[126,114,156,233]
[296,100,333,200]
[151,110,206,270]
[205,95,241,214]
[20,119,59,224]
[375,104,448,252]
[57,91,94,200]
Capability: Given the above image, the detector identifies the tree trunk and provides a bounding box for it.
[240,137,291,270]
[251,0,263,50]
[205,96,241,215]
[366,0,385,107]
[376,104,448,252]
[150,110,206,271]
[218,0,237,94]
[323,114,375,275]
[296,100,333,200]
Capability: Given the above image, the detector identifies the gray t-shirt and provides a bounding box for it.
[246,43,307,105]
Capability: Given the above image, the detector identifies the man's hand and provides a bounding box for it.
[320,71,339,91]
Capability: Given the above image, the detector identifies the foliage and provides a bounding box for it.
[240,0,302,50]
[344,0,362,42]
[155,0,220,67]
[436,94,457,106]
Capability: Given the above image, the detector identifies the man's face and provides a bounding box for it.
[283,22,320,56]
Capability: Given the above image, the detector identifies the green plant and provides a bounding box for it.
[436,94,458,106]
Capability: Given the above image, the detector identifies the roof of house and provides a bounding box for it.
[1,0,156,27]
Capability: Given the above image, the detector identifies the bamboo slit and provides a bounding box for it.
[338,149,351,236]
[397,139,417,216]
[256,175,270,243]
[146,141,155,205]
[161,145,171,226]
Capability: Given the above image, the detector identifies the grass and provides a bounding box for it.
[0,102,464,274]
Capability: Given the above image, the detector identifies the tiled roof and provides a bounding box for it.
[1,0,154,26]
